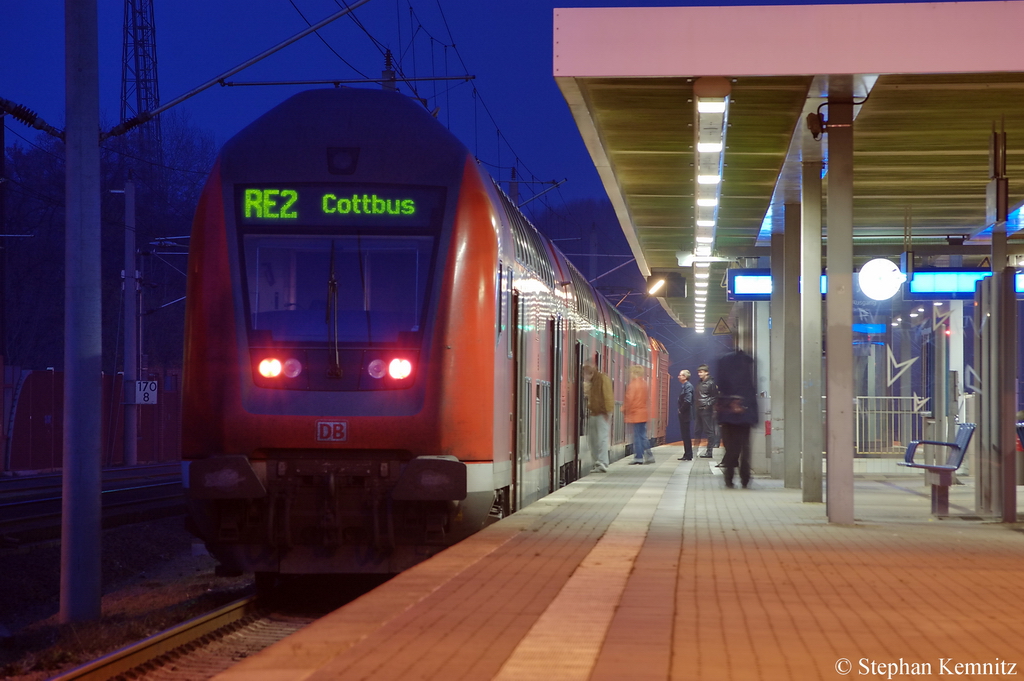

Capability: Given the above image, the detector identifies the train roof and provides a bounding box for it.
[218,88,469,187]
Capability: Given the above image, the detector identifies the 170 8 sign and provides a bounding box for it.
[135,381,158,404]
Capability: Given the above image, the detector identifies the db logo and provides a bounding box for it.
[316,421,348,442]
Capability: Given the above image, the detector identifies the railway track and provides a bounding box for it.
[0,463,184,546]
[49,597,317,681]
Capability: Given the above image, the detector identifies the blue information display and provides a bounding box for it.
[236,184,444,228]
[728,267,1024,301]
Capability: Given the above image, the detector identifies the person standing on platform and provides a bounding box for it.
[696,364,719,458]
[676,369,695,461]
[624,365,655,465]
[715,348,759,488]
[583,362,613,473]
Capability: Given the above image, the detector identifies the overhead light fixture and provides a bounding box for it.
[695,281,708,289]
[695,272,710,279]
[692,76,731,276]
[857,258,906,301]
[694,245,712,257]
[647,272,687,298]
[694,261,710,268]
[697,101,727,114]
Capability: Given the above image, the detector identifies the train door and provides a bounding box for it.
[550,316,563,490]
[512,291,527,512]
[551,317,562,491]
[575,341,587,473]
[561,331,580,485]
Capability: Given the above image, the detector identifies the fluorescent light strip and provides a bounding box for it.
[697,101,727,114]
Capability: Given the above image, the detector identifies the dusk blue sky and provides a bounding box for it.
[0,0,961,208]
[2,1,677,206]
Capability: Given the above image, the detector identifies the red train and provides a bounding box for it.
[182,88,669,578]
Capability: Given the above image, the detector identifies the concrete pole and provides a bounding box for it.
[801,161,823,502]
[1,112,6,362]
[949,300,965,423]
[61,0,103,623]
[769,232,785,479]
[124,181,138,466]
[825,78,855,524]
[998,269,1017,523]
[753,300,771,473]
[783,204,802,488]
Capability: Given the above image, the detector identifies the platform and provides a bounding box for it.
[212,445,1024,681]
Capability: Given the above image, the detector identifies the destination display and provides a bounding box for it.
[236,184,444,228]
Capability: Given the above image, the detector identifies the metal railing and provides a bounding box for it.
[854,396,927,457]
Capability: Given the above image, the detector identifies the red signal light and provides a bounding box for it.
[389,358,412,379]
[258,358,282,378]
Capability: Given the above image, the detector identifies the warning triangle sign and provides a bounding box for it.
[712,318,731,336]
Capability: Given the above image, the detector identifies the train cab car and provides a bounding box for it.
[181,88,667,578]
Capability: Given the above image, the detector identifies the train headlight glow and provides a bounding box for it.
[283,358,303,378]
[368,359,387,379]
[258,358,282,378]
[389,358,413,380]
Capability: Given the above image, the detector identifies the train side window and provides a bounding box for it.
[497,265,504,345]
[506,266,513,359]
[521,376,532,462]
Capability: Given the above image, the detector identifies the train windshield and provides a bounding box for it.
[242,234,433,345]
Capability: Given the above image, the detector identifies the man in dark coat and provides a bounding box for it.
[695,364,719,458]
[676,369,694,461]
[715,349,759,488]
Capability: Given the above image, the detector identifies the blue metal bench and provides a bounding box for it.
[897,422,975,516]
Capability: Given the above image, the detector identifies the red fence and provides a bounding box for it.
[3,366,181,473]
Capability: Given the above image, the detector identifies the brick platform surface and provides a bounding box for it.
[213,446,1024,681]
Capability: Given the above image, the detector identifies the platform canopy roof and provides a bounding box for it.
[554,1,1024,331]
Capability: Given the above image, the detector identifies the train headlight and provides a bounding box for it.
[367,359,387,379]
[283,358,303,378]
[258,358,282,378]
[389,358,412,380]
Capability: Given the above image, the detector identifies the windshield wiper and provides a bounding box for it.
[326,241,342,378]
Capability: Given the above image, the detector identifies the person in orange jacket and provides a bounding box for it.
[624,365,654,465]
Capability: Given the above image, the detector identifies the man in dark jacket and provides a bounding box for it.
[676,369,694,461]
[696,364,719,458]
[715,349,759,488]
